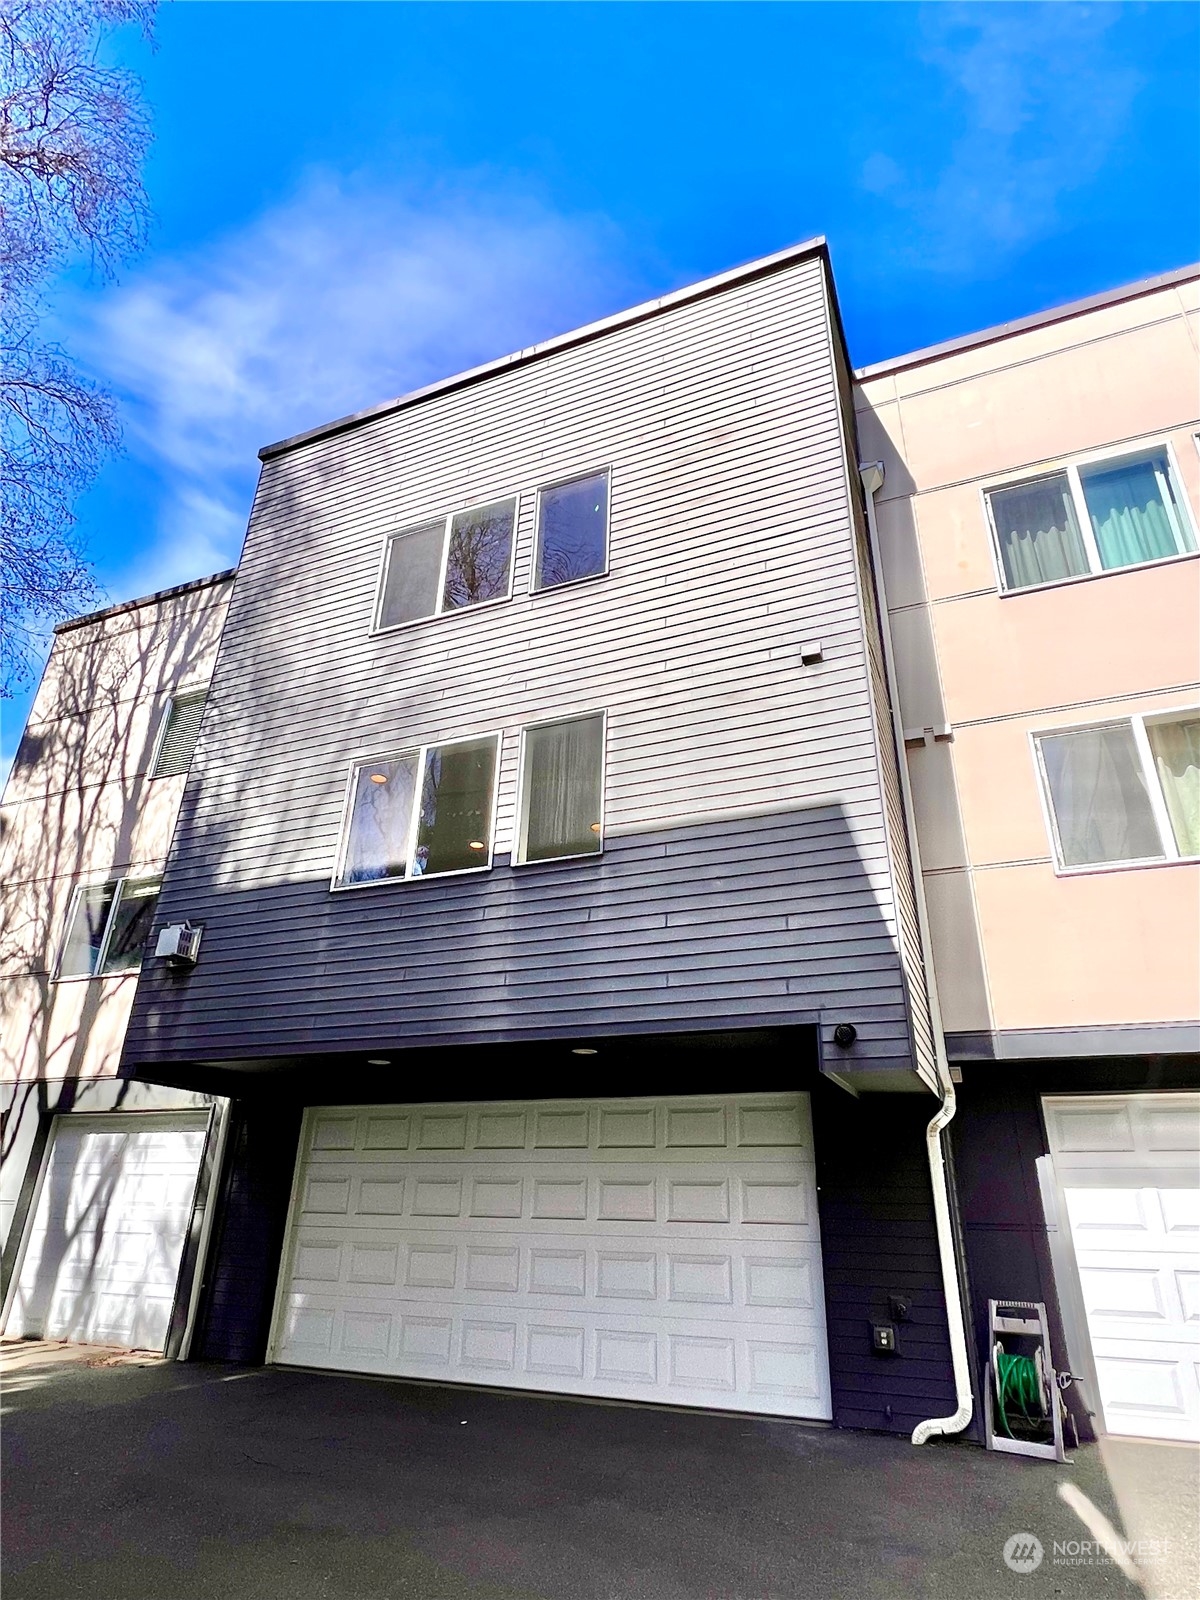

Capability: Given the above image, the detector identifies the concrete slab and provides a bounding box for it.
[1,1356,1193,1599]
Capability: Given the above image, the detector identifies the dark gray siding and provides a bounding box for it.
[125,251,924,1079]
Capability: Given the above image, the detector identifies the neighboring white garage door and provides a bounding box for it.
[4,1112,209,1351]
[271,1093,832,1419]
[1044,1094,1200,1442]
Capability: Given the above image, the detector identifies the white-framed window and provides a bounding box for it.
[984,441,1196,593]
[57,877,161,979]
[375,497,517,631]
[150,687,209,778]
[333,733,501,888]
[1033,711,1200,871]
[515,712,606,864]
[533,469,610,592]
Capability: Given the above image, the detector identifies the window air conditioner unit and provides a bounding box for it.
[155,923,203,967]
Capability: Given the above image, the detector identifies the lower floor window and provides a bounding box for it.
[517,713,605,863]
[58,877,161,978]
[337,734,499,887]
[1035,713,1200,868]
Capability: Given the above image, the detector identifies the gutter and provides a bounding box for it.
[858,461,974,1445]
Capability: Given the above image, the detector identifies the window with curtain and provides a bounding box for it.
[988,446,1196,592]
[58,878,161,978]
[376,498,516,629]
[535,471,609,590]
[1036,713,1200,868]
[335,736,499,887]
[519,714,605,862]
[151,688,209,778]
[989,474,1090,589]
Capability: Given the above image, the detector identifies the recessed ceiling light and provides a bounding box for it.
[572,1047,598,1056]
[366,1057,391,1066]
[369,773,388,785]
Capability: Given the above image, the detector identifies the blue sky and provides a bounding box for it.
[6,0,1198,764]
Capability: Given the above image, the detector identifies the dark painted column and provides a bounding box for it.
[812,1081,958,1436]
[192,1100,303,1364]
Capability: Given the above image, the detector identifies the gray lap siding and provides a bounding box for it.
[124,250,924,1078]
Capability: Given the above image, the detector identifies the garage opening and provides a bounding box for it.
[270,1093,831,1419]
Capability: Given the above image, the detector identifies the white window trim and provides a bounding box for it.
[331,730,504,892]
[1030,706,1200,876]
[531,466,612,596]
[982,434,1199,597]
[148,683,211,779]
[54,874,163,982]
[513,709,609,867]
[371,494,520,637]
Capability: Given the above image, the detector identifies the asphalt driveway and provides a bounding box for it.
[2,1343,1195,1600]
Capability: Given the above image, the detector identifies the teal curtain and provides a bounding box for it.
[990,474,1089,589]
[1149,718,1200,857]
[1079,455,1191,570]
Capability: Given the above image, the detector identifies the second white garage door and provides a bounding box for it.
[271,1093,831,1419]
[3,1112,209,1351]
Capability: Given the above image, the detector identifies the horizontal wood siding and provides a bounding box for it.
[125,254,918,1077]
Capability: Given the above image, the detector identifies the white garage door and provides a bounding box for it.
[4,1112,209,1351]
[1045,1094,1200,1441]
[271,1093,832,1419]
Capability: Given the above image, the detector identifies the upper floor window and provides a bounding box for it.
[987,446,1196,592]
[377,498,516,630]
[534,470,609,591]
[516,713,606,863]
[1035,713,1199,870]
[335,734,500,887]
[58,877,161,979]
[151,688,209,777]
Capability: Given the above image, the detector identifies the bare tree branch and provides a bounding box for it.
[0,0,155,695]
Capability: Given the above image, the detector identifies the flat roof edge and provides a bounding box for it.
[53,568,237,636]
[854,262,1200,382]
[258,236,828,461]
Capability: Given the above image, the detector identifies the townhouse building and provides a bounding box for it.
[108,240,966,1436]
[856,266,1200,1442]
[1,572,234,1354]
[4,242,1195,1450]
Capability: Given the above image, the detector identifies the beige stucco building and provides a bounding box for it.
[857,267,1199,1058]
[856,266,1200,1443]
[0,571,233,1350]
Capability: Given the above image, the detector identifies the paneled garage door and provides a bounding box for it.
[4,1112,209,1351]
[1044,1094,1200,1441]
[271,1094,832,1419]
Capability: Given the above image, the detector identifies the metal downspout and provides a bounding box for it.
[858,461,974,1444]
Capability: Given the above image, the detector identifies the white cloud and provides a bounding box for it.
[73,175,637,596]
[860,4,1142,272]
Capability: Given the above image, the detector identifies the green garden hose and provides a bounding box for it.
[995,1351,1046,1438]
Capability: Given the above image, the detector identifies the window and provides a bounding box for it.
[58,878,161,978]
[1035,714,1200,869]
[377,498,516,629]
[517,713,605,863]
[987,447,1195,592]
[151,688,209,777]
[534,470,609,590]
[335,735,500,887]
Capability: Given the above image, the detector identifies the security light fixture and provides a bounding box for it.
[468,840,486,851]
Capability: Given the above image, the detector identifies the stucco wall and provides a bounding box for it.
[856,275,1200,1043]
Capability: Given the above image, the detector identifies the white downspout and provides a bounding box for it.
[859,460,974,1445]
